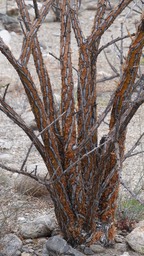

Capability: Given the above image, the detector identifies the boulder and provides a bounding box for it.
[0,234,22,256]
[46,236,70,254]
[45,236,85,256]
[20,214,56,238]
[126,224,144,254]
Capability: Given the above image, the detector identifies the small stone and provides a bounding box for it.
[68,247,85,256]
[21,253,31,256]
[37,238,47,246]
[28,248,34,253]
[115,234,124,243]
[90,244,105,253]
[22,245,30,253]
[24,239,33,244]
[120,252,130,256]
[15,251,21,256]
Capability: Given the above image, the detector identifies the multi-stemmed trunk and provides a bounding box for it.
[0,0,144,247]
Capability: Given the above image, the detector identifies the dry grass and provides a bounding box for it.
[14,175,49,197]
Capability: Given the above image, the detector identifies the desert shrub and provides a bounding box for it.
[116,197,144,232]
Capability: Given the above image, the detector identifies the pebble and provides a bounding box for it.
[84,247,94,255]
[115,234,125,243]
[23,239,32,245]
[21,253,32,256]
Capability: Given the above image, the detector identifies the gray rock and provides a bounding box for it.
[20,214,56,238]
[126,225,144,254]
[15,251,22,256]
[115,234,125,243]
[46,236,70,254]
[68,247,85,256]
[90,244,105,253]
[83,247,94,255]
[2,15,21,33]
[0,234,22,256]
[115,242,127,252]
[42,245,49,256]
[45,236,85,256]
[24,239,33,244]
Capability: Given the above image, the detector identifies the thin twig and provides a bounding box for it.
[2,83,10,101]
[49,52,78,72]
[120,178,144,205]
[20,111,66,171]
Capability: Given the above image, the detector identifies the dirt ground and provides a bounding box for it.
[0,0,144,255]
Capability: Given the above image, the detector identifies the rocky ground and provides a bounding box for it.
[0,0,144,255]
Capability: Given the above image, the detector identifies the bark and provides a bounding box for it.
[0,0,143,247]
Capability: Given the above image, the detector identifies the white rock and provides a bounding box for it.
[0,29,11,49]
[20,214,57,238]
[126,225,144,254]
[120,252,130,256]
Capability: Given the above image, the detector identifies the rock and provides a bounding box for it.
[2,15,21,33]
[20,214,56,238]
[126,225,144,254]
[115,242,127,252]
[6,5,19,16]
[0,234,22,256]
[24,239,33,244]
[135,220,144,228]
[115,234,125,243]
[15,251,21,256]
[120,252,130,256]
[0,30,11,49]
[46,236,70,254]
[90,244,105,253]
[83,247,94,255]
[68,247,85,256]
[21,253,31,256]
[45,236,85,256]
